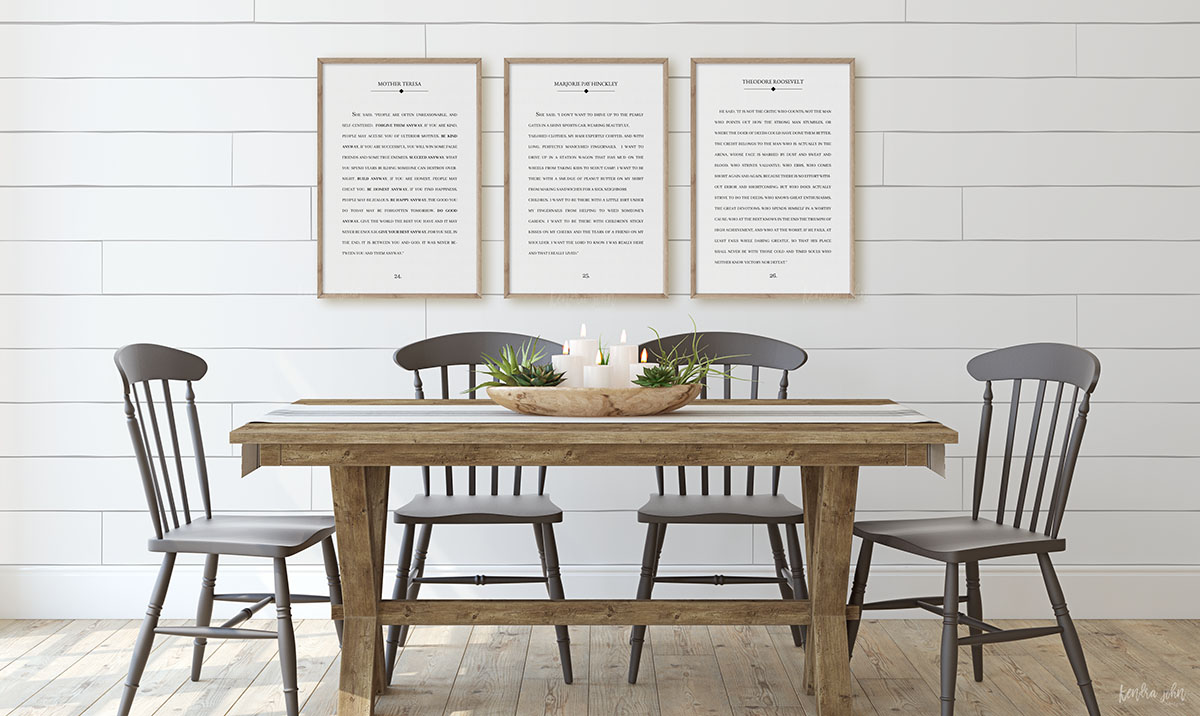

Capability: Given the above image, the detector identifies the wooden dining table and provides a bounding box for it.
[231,398,956,716]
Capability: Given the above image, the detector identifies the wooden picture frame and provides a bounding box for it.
[504,58,669,298]
[691,58,856,298]
[317,58,482,298]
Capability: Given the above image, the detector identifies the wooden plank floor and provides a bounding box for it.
[0,619,1195,715]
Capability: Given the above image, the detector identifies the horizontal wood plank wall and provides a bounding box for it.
[0,1,1197,618]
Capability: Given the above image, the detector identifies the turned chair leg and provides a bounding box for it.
[273,558,300,716]
[940,562,960,716]
[533,523,549,578]
[965,561,984,682]
[627,522,662,684]
[384,523,416,684]
[394,524,432,655]
[784,523,809,647]
[191,554,218,681]
[541,523,573,684]
[1039,554,1101,716]
[118,554,176,716]
[767,524,802,647]
[320,537,343,647]
[847,539,873,657]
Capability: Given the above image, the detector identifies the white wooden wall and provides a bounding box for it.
[0,1,1197,619]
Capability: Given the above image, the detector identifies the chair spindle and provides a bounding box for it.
[1013,380,1047,528]
[185,381,212,520]
[1029,381,1065,533]
[161,381,192,524]
[996,378,1022,523]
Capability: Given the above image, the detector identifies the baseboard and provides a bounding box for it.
[0,564,1195,619]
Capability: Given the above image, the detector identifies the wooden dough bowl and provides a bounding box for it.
[487,384,702,417]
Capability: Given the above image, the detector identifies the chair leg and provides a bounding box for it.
[273,558,300,716]
[320,537,344,647]
[965,561,984,682]
[190,553,218,681]
[1038,554,1101,716]
[394,523,432,653]
[627,522,661,684]
[118,553,175,716]
[940,562,960,716]
[384,523,416,684]
[784,523,809,647]
[847,539,873,658]
[540,523,573,684]
[533,523,549,579]
[766,524,802,648]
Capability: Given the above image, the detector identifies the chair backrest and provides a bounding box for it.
[967,342,1101,539]
[394,331,562,498]
[640,331,809,400]
[395,331,562,400]
[114,343,213,540]
[639,331,809,497]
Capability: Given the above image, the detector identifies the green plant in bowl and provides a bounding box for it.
[468,338,565,392]
[632,323,742,387]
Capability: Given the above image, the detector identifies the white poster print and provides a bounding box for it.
[506,60,667,296]
[319,60,480,296]
[693,60,854,296]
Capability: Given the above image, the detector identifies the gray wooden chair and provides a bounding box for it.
[382,332,574,684]
[627,331,809,683]
[114,343,342,716]
[847,343,1102,716]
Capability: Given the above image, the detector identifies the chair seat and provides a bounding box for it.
[393,495,563,524]
[854,516,1066,563]
[637,495,804,524]
[149,515,335,559]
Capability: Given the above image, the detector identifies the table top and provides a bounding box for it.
[230,398,957,447]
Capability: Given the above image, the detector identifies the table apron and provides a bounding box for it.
[328,599,861,626]
[264,442,924,468]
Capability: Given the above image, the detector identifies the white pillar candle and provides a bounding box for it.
[583,348,620,388]
[550,344,585,387]
[607,329,639,384]
[583,364,619,388]
[628,348,657,386]
[567,323,598,367]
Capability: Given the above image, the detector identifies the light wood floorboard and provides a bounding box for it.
[0,620,1193,715]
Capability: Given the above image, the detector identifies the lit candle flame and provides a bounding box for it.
[641,348,648,362]
[619,329,627,343]
[595,349,603,365]
[580,323,587,338]
[562,342,569,355]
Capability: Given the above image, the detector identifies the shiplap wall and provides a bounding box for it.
[1,0,1198,619]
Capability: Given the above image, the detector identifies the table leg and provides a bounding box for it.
[800,466,821,696]
[331,465,391,716]
[364,466,390,696]
[801,465,859,716]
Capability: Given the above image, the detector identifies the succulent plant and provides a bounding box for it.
[633,318,745,388]
[511,363,566,387]
[632,364,680,388]
[468,338,565,392]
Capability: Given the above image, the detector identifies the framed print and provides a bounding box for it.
[317,58,481,297]
[505,58,668,297]
[691,58,855,297]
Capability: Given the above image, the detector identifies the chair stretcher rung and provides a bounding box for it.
[958,625,1062,647]
[154,625,278,640]
[214,592,329,604]
[412,575,548,585]
[957,612,1002,633]
[653,575,786,586]
[863,595,968,611]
